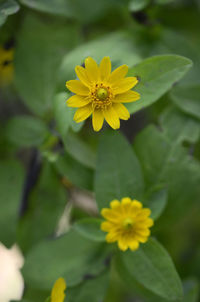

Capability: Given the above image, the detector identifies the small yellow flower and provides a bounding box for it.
[0,46,14,86]
[101,197,153,251]
[66,57,140,131]
[51,278,67,302]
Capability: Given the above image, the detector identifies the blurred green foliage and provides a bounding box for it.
[0,0,200,301]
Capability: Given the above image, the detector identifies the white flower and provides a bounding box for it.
[0,243,24,302]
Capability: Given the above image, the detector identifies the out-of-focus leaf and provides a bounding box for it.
[145,187,167,220]
[73,218,105,242]
[68,271,109,302]
[23,229,110,290]
[17,161,67,252]
[0,160,24,246]
[171,84,200,120]
[15,13,80,117]
[160,106,200,144]
[59,32,141,86]
[183,278,199,302]
[55,152,94,191]
[54,92,83,139]
[117,238,183,301]
[155,0,174,4]
[95,131,144,210]
[63,131,96,169]
[0,0,19,26]
[5,115,49,147]
[129,0,150,12]
[127,55,193,114]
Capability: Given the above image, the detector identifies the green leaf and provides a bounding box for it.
[145,187,167,220]
[5,115,49,147]
[63,131,96,169]
[0,0,19,26]
[117,238,183,301]
[155,0,174,4]
[15,13,80,117]
[55,152,94,191]
[58,32,141,86]
[183,278,199,302]
[129,0,150,12]
[133,125,200,226]
[170,84,200,120]
[19,0,72,17]
[68,271,109,302]
[0,160,24,246]
[23,229,110,290]
[17,161,67,252]
[127,55,193,114]
[54,92,83,138]
[73,218,105,242]
[160,106,200,144]
[95,131,144,210]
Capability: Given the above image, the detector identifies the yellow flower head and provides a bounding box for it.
[0,46,14,86]
[51,278,67,302]
[101,197,154,251]
[66,57,140,131]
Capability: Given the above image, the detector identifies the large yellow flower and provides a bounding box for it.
[51,278,67,302]
[66,57,140,131]
[101,197,153,251]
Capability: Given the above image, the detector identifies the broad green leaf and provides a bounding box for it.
[0,160,24,246]
[23,229,110,290]
[63,131,96,169]
[155,0,174,4]
[145,187,167,220]
[95,131,144,210]
[133,125,200,225]
[17,161,67,252]
[55,152,94,191]
[54,92,83,138]
[58,32,141,86]
[68,271,109,302]
[170,84,200,120]
[127,55,193,114]
[15,13,80,117]
[73,218,105,242]
[129,0,150,12]
[5,115,49,147]
[183,278,199,302]
[118,238,183,301]
[160,106,200,144]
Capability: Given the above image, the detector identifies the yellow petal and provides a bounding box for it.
[113,77,138,94]
[106,232,119,243]
[113,103,130,120]
[101,208,120,222]
[118,238,128,251]
[103,106,120,130]
[75,65,91,87]
[51,277,66,302]
[129,240,139,251]
[73,104,93,123]
[85,57,99,82]
[66,80,89,95]
[108,64,128,84]
[110,200,121,209]
[101,221,114,232]
[92,109,104,131]
[67,95,91,108]
[99,56,111,81]
[113,90,140,103]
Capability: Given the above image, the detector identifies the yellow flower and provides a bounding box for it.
[101,197,153,251]
[51,278,67,302]
[66,57,140,131]
[0,46,14,86]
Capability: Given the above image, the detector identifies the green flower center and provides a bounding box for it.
[123,218,134,230]
[97,88,108,100]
